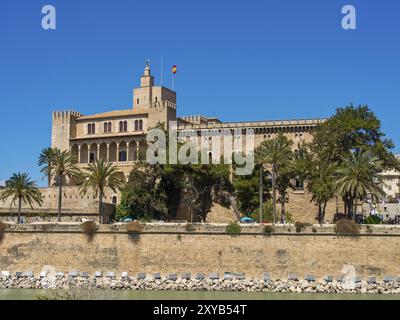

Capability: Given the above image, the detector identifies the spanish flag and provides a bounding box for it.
[172,65,177,74]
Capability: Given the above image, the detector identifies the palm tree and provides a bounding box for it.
[255,134,293,223]
[38,147,54,186]
[307,160,336,224]
[79,160,124,224]
[38,148,81,222]
[275,164,296,223]
[335,150,385,220]
[0,173,43,223]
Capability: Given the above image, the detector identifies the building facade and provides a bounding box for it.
[379,154,400,200]
[49,62,340,222]
[52,63,325,179]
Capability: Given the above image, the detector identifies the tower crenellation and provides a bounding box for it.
[51,110,81,151]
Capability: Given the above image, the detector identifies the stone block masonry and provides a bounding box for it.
[1,223,400,279]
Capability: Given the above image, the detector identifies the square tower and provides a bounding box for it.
[133,61,177,128]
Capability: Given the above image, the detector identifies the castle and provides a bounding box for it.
[0,62,348,223]
[52,62,325,179]
[47,62,341,222]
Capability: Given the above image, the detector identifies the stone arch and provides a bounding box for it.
[138,140,147,161]
[99,143,107,161]
[80,144,88,163]
[129,140,137,161]
[109,142,117,162]
[89,143,98,163]
[71,145,79,163]
[119,141,127,162]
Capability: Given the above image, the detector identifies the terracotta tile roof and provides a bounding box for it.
[78,108,148,120]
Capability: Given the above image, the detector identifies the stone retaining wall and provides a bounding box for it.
[1,223,400,280]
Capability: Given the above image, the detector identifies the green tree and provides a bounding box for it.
[38,148,81,222]
[255,134,293,223]
[79,160,124,224]
[0,173,43,223]
[306,159,336,224]
[311,105,399,170]
[335,150,385,220]
[233,163,270,219]
[117,162,168,221]
[118,122,233,222]
[275,162,296,223]
[38,147,54,186]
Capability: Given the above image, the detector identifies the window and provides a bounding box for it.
[104,122,112,133]
[135,119,143,131]
[112,196,117,204]
[137,98,139,104]
[88,123,95,134]
[119,121,127,132]
[295,179,304,190]
[89,153,95,163]
[119,151,127,162]
[155,96,158,102]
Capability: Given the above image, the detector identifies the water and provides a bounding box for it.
[1,289,400,300]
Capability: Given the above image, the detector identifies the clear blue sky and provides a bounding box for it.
[1,0,399,186]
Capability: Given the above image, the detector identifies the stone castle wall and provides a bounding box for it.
[1,223,400,279]
[0,185,341,224]
[0,187,116,223]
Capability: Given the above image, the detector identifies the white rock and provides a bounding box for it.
[1,271,10,277]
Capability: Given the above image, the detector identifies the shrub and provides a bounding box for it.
[126,220,143,234]
[81,221,97,235]
[264,225,275,234]
[176,234,182,242]
[295,222,312,233]
[363,215,382,225]
[334,219,360,235]
[226,222,241,236]
[186,224,195,232]
[312,227,317,233]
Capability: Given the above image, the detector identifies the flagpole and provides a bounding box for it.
[161,56,163,87]
[172,72,174,90]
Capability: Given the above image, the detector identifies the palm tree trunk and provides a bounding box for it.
[99,189,104,224]
[281,194,286,223]
[272,163,276,224]
[322,202,327,224]
[259,166,263,224]
[318,203,322,224]
[348,196,354,220]
[354,198,358,222]
[18,196,22,224]
[57,175,62,222]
